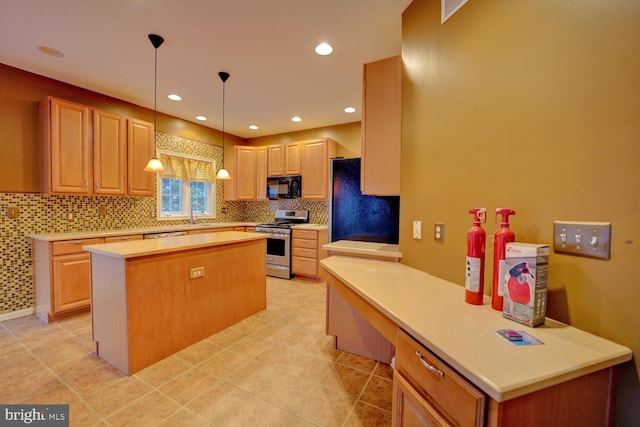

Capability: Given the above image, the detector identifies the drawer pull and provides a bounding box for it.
[415,351,444,377]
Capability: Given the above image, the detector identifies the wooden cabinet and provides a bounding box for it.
[126,118,154,197]
[301,139,336,200]
[34,237,104,322]
[267,145,285,176]
[42,97,91,194]
[93,109,126,195]
[393,372,453,427]
[104,234,143,243]
[291,228,328,280]
[41,97,154,197]
[284,141,302,175]
[361,55,401,196]
[224,146,256,201]
[394,329,485,427]
[268,142,301,176]
[256,146,268,200]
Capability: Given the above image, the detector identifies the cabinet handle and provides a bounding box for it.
[95,181,98,192]
[84,180,88,191]
[415,351,444,377]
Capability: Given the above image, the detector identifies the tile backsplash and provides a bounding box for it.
[0,132,328,315]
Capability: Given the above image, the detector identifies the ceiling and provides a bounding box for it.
[0,0,412,139]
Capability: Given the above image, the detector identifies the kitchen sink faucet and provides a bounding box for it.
[190,202,203,224]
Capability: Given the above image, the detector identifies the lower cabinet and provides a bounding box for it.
[188,227,234,235]
[291,228,327,280]
[52,252,93,314]
[35,237,104,322]
[393,372,453,427]
[394,329,485,427]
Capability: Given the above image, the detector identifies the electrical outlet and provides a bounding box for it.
[99,206,106,216]
[434,222,445,243]
[7,206,19,219]
[67,212,74,221]
[190,266,205,279]
[413,221,422,239]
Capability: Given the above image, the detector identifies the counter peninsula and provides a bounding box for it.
[83,231,266,375]
[321,255,632,426]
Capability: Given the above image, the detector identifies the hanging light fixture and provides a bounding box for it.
[216,71,232,180]
[144,33,165,173]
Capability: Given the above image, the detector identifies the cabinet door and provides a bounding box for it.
[301,139,329,199]
[53,252,92,313]
[93,109,126,195]
[361,55,401,196]
[234,146,256,200]
[256,146,268,200]
[393,373,453,427]
[267,145,284,176]
[49,98,91,194]
[284,142,302,175]
[127,118,155,196]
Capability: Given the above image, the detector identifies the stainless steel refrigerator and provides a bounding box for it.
[329,158,400,243]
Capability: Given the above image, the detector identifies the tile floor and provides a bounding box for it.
[0,277,393,426]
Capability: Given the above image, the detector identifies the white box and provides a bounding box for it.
[503,243,549,327]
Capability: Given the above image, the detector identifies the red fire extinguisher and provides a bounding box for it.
[465,208,486,305]
[492,208,516,311]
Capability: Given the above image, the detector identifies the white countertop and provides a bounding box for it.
[83,231,266,259]
[323,240,402,259]
[320,255,632,402]
[26,223,259,242]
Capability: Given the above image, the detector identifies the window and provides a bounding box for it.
[156,151,216,220]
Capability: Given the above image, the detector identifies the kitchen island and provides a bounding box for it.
[321,255,632,426]
[83,231,266,375]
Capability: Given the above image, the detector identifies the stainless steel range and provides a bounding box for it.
[255,209,309,279]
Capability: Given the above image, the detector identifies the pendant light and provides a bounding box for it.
[215,71,232,180]
[144,33,165,173]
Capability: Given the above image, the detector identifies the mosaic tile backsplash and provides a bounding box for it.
[0,132,328,315]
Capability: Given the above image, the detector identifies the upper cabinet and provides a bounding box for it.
[284,141,302,175]
[233,146,257,200]
[41,97,154,197]
[267,142,301,176]
[93,109,126,195]
[361,55,401,196]
[256,146,268,201]
[126,119,154,197]
[301,138,336,200]
[42,97,91,194]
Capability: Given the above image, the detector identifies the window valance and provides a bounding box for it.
[159,153,215,182]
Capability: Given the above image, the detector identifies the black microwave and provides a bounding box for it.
[267,176,302,199]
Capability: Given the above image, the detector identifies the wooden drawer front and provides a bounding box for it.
[292,247,318,259]
[245,227,256,232]
[52,238,104,255]
[104,234,143,243]
[292,256,317,276]
[292,229,318,240]
[292,238,317,249]
[396,329,485,427]
[233,226,246,231]
[393,371,453,427]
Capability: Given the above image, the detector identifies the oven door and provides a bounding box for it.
[266,233,290,267]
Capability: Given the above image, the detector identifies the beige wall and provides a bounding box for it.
[246,122,362,158]
[400,0,639,424]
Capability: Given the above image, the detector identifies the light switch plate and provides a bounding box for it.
[553,221,611,260]
[413,221,422,239]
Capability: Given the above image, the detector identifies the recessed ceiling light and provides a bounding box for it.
[37,46,65,58]
[168,94,182,101]
[249,125,259,130]
[291,116,302,122]
[314,43,333,56]
[344,107,356,113]
[196,116,207,121]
